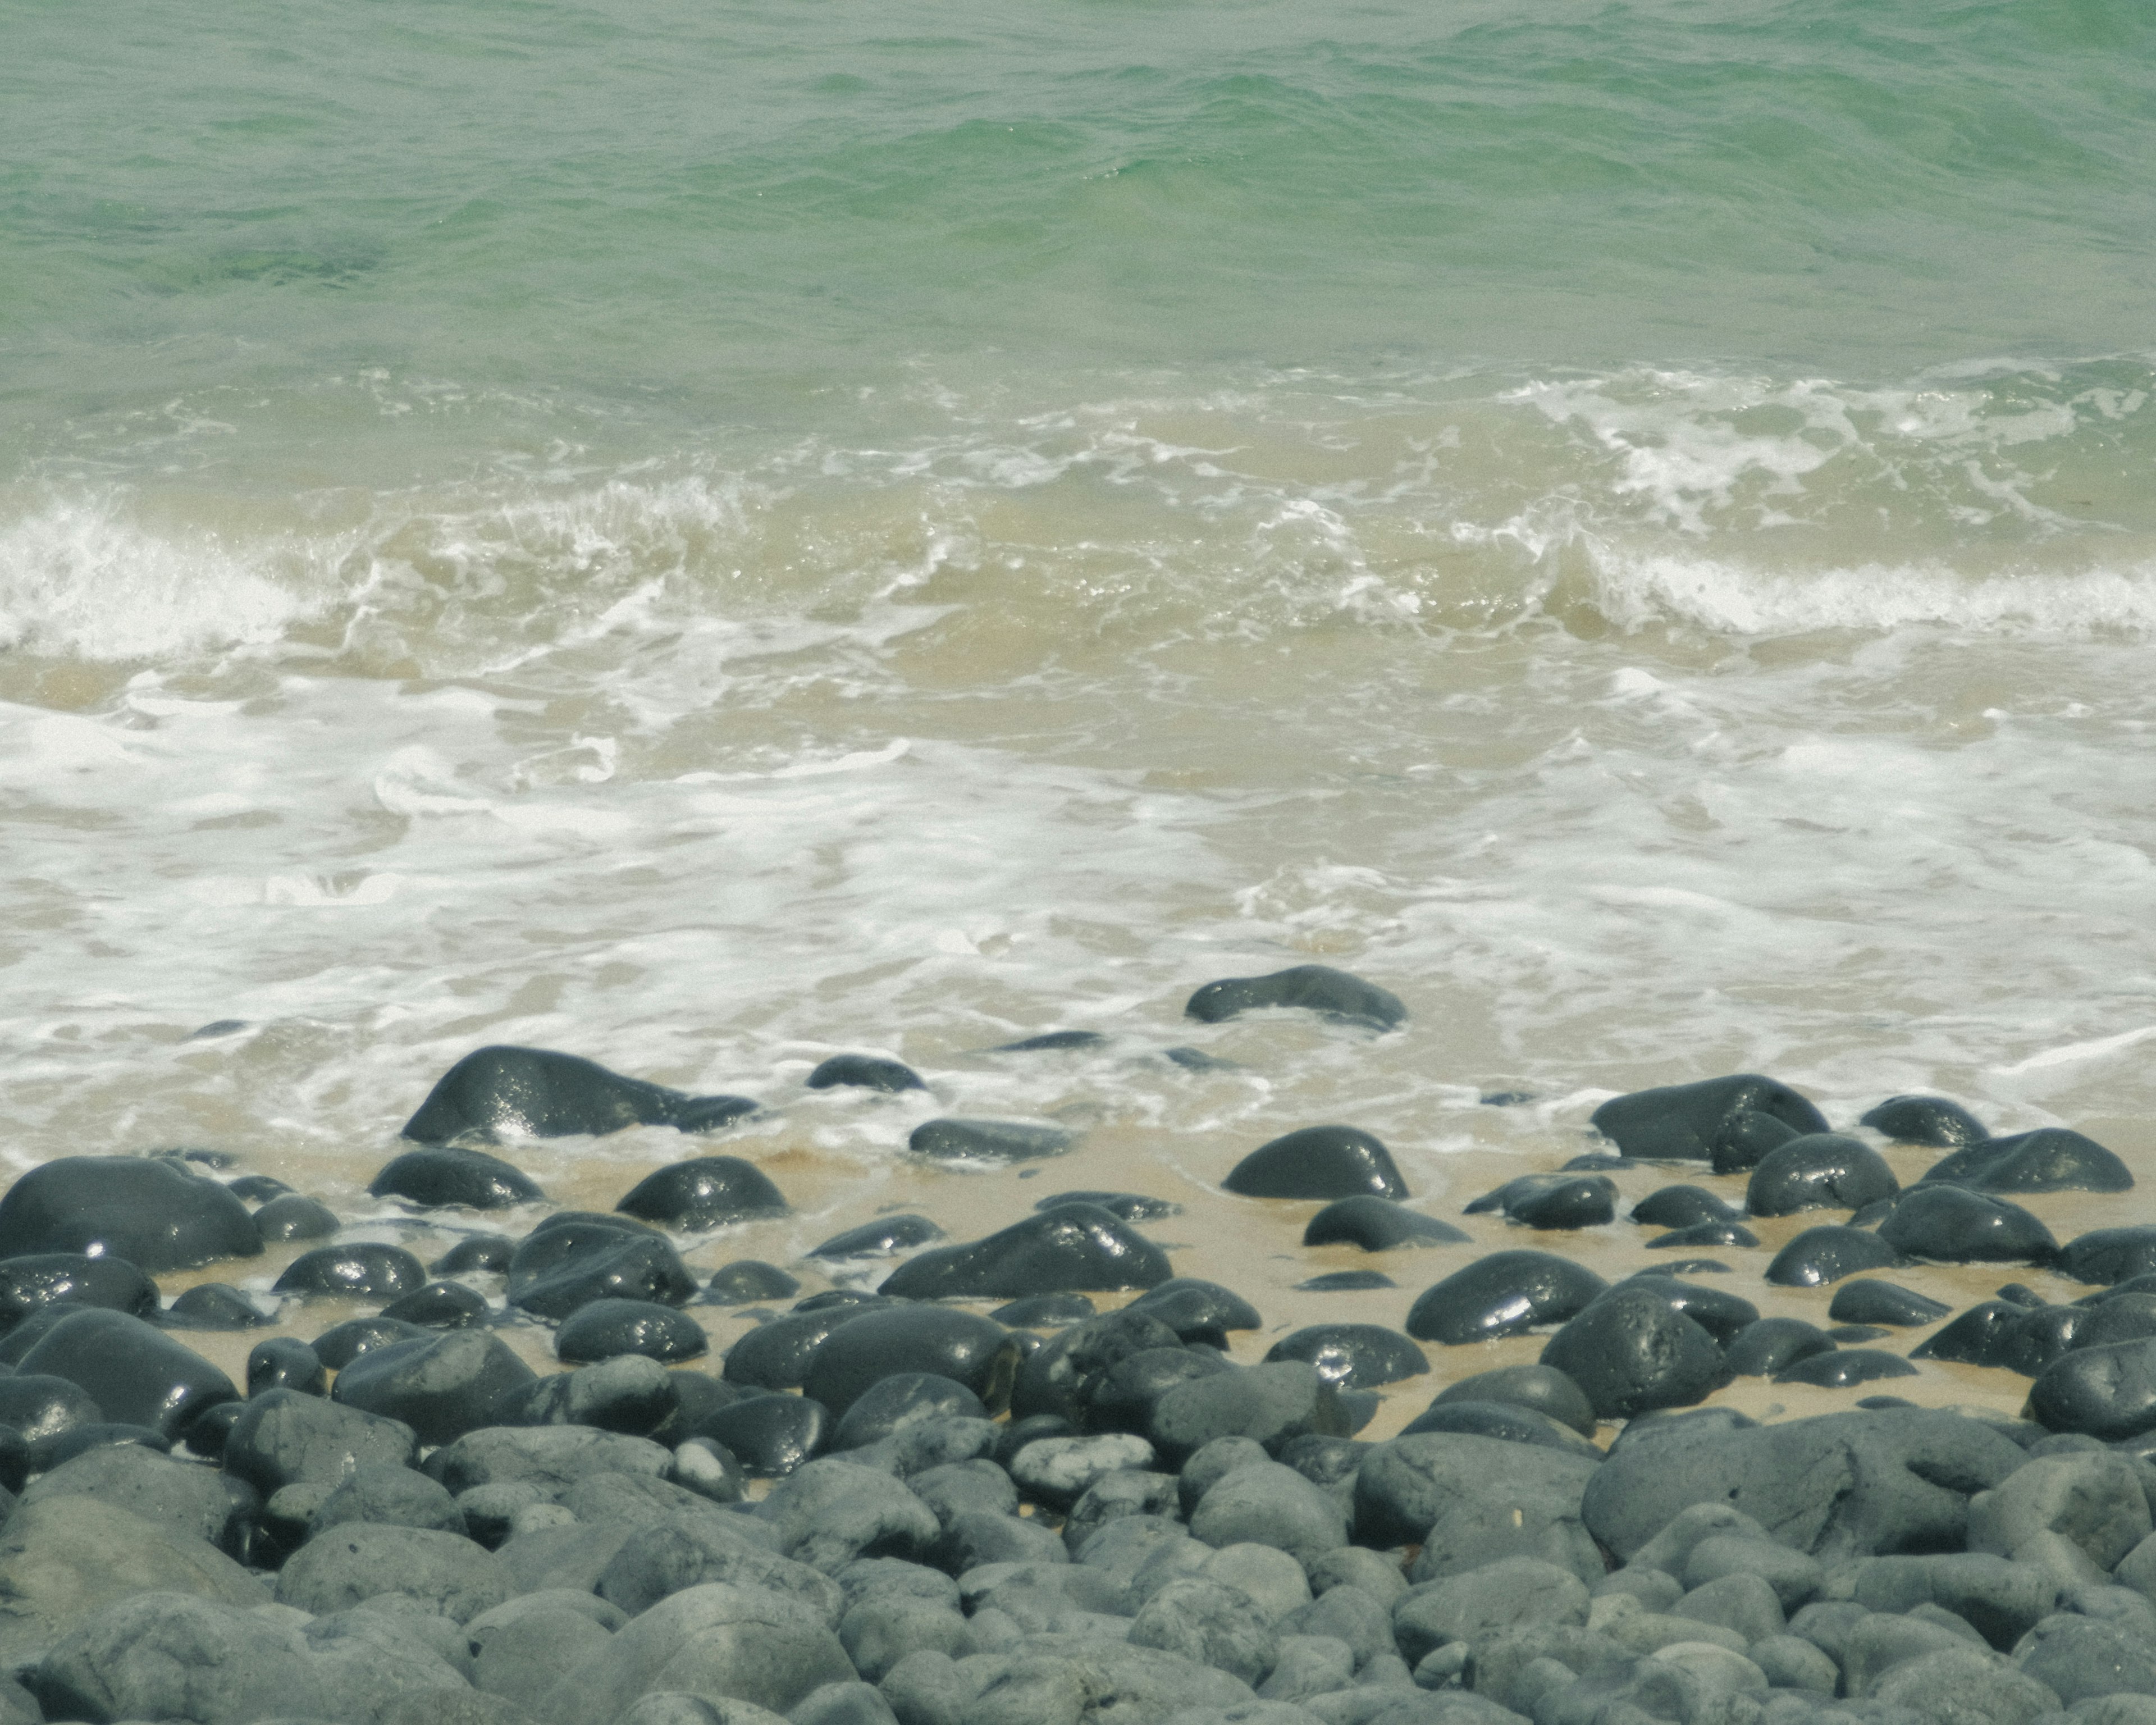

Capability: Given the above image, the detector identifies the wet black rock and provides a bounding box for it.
[0,1156,262,1273]
[1405,1250,1609,1344]
[1650,1221,1759,1249]
[1184,963,1406,1031]
[226,1174,291,1203]
[1746,1134,1899,1216]
[794,1288,884,1311]
[1264,1323,1428,1390]
[1829,1280,1952,1326]
[1223,1125,1407,1201]
[1146,1359,1351,1465]
[1828,1323,1888,1341]
[615,1156,790,1230]
[273,1242,428,1298]
[247,1337,326,1397]
[831,1373,985,1449]
[1083,1344,1233,1432]
[16,1307,237,1440]
[0,1373,102,1448]
[2055,1226,2156,1286]
[309,1316,430,1370]
[1352,1429,1601,1568]
[807,1215,944,1259]
[993,1029,1109,1052]
[509,1233,698,1321]
[992,1292,1096,1326]
[28,1421,172,1475]
[1913,1300,2082,1375]
[1774,1349,1917,1388]
[807,1053,926,1093]
[1036,1190,1184,1221]
[369,1145,544,1212]
[1396,1398,1602,1456]
[1295,1270,1396,1291]
[1862,1094,1988,1147]
[1541,1284,1730,1418]
[162,1284,270,1330]
[724,1304,888,1391]
[0,1253,158,1330]
[1008,1308,1185,1424]
[380,1280,489,1329]
[2029,1340,2156,1440]
[1919,1128,2132,1194]
[2071,1290,2156,1349]
[508,1354,678,1433]
[531,1207,663,1239]
[906,1117,1077,1164]
[1875,1185,2057,1263]
[1301,1195,1467,1249]
[800,1304,1020,1417]
[431,1235,515,1275]
[1162,1044,1236,1071]
[1126,1277,1262,1345]
[250,1194,340,1241]
[556,1298,709,1365]
[1765,1225,1907,1286]
[879,1204,1171,1300]
[332,1329,536,1445]
[401,1044,757,1143]
[1630,1185,1742,1229]
[704,1391,830,1475]
[1590,1074,1829,1161]
[1466,1173,1617,1230]
[1623,1273,1758,1343]
[1724,1317,1838,1377]
[704,1259,801,1304]
[1432,1363,1596,1435]
[1709,1111,1804,1174]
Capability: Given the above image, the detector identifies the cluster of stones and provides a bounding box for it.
[0,968,2150,1725]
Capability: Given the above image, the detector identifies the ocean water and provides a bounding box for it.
[3,0,2154,1405]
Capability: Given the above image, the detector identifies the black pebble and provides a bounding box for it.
[1709,1111,1803,1174]
[615,1157,789,1229]
[379,1280,490,1330]
[509,1233,698,1321]
[1826,1325,1890,1343]
[647,1372,759,1445]
[1224,1125,1408,1201]
[0,1254,159,1329]
[1630,1185,1742,1229]
[703,1260,801,1305]
[906,1118,1077,1164]
[723,1304,889,1391]
[1432,1363,1597,1435]
[1589,1074,1828,1162]
[879,1205,1171,1301]
[308,1316,430,1370]
[272,1243,427,1298]
[2073,1294,2156,1351]
[794,1288,886,1313]
[1264,1323,1428,1390]
[1036,1191,1184,1222]
[1919,1128,2132,1194]
[806,1053,927,1092]
[251,1195,341,1242]
[1085,1344,1232,1433]
[990,1030,1108,1053]
[0,1156,263,1274]
[227,1175,292,1203]
[2055,1227,2156,1286]
[529,1208,663,1239]
[1861,1094,1988,1147]
[330,1329,536,1445]
[1126,1277,1262,1347]
[1875,1185,2057,1264]
[798,1304,1020,1417]
[1301,1195,1467,1250]
[431,1235,516,1275]
[162,1284,270,1330]
[556,1297,709,1364]
[991,1292,1097,1327]
[1649,1222,1759,1249]
[1482,1091,1536,1107]
[1397,1398,1600,1455]
[180,1399,243,1459]
[1828,1280,1952,1326]
[1723,1317,1837,1377]
[369,1145,545,1211]
[806,1215,945,1259]
[401,1043,757,1143]
[14,1308,237,1439]
[1913,1301,2082,1376]
[1540,1284,1730,1418]
[1774,1349,1917,1388]
[1623,1274,1758,1344]
[0,1373,102,1446]
[1997,1282,2048,1307]
[1465,1174,1616,1230]
[1405,1249,1608,1344]
[1184,964,1405,1032]
[1162,1046,1237,1072]
[830,1372,985,1449]
[1763,1225,1907,1287]
[29,1422,170,1474]
[702,1391,829,1475]
[1295,1270,1396,1292]
[247,1336,326,1397]
[1745,1134,1899,1217]
[1646,1257,1733,1275]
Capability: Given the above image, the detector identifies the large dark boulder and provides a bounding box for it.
[615,1157,789,1229]
[1264,1324,1428,1391]
[2027,1339,2156,1440]
[806,1215,944,1259]
[1406,1251,1609,1344]
[555,1299,709,1365]
[905,1119,1076,1164]
[2056,1227,2156,1286]
[807,1053,926,1093]
[509,1231,698,1320]
[1913,1300,2082,1375]
[1301,1195,1468,1249]
[1764,1225,1907,1286]
[272,1242,427,1298]
[1861,1095,1988,1147]
[1875,1186,2057,1263]
[799,1306,1021,1418]
[221,1389,419,1493]
[401,1045,756,1143]
[1184,964,1405,1031]
[1540,1284,1729,1418]
[1223,1126,1408,1201]
[0,1157,260,1272]
[1630,1185,1742,1229]
[1590,1075,1829,1161]
[331,1331,537,1445]
[14,1308,236,1440]
[878,1204,1171,1300]
[723,1303,890,1391]
[1920,1129,2132,1194]
[1125,1277,1262,1345]
[1466,1174,1616,1230]
[0,1254,158,1331]
[1746,1135,1899,1216]
[368,1146,544,1211]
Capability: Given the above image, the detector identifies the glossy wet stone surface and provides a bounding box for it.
[1405,1250,1609,1344]
[1223,1125,1408,1201]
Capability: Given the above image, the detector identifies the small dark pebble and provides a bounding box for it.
[226,1175,292,1203]
[880,1204,1170,1301]
[1406,1249,1609,1344]
[528,1208,663,1239]
[308,1316,430,1371]
[1773,1348,1917,1388]
[400,1043,757,1144]
[1264,1322,1427,1390]
[1648,1221,1758,1249]
[704,1260,801,1304]
[991,1030,1108,1053]
[1481,1091,1536,1107]
[1745,1134,1899,1217]
[1998,1282,2049,1307]
[1630,1185,1743,1229]
[368,1144,545,1211]
[1559,1152,1624,1171]
[251,1194,341,1242]
[1763,1225,1907,1287]
[1301,1195,1467,1250]
[907,1118,1077,1165]
[1465,1173,1616,1230]
[1162,1046,1236,1072]
[1224,1125,1408,1201]
[510,1233,698,1320]
[1636,1257,1732,1276]
[431,1234,516,1275]
[247,1336,326,1397]
[189,1019,248,1039]
[379,1280,490,1330]
[615,1157,790,1229]
[2055,1227,2156,1286]
[1126,1277,1261,1346]
[162,1284,270,1330]
[180,1398,243,1458]
[794,1288,887,1313]
[1184,963,1405,1032]
[703,1391,830,1475]
[1854,1394,1915,1409]
[1707,1110,1803,1175]
[556,1297,709,1364]
[1724,1317,1837,1377]
[272,1243,427,1298]
[0,1254,159,1329]
[806,1053,926,1092]
[1294,1270,1396,1292]
[1590,1073,1828,1162]
[807,1215,945,1259]
[1919,1127,2132,1194]
[1875,1185,2058,1264]
[1036,1190,1184,1222]
[1826,1324,1890,1343]
[1433,1362,1597,1435]
[991,1292,1097,1327]
[1828,1279,1952,1326]
[1861,1094,1988,1146]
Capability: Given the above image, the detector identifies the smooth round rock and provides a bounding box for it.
[1631,1186,1743,1229]
[1225,1126,1407,1201]
[879,1204,1171,1300]
[401,1044,757,1143]
[1723,1318,1837,1377]
[2072,1292,2156,1350]
[1126,1278,1262,1345]
[331,1329,537,1445]
[309,1316,430,1370]
[1264,1324,1428,1391]
[704,1259,801,1304]
[1911,1301,2080,1375]
[1591,1075,1829,1162]
[1036,1191,1184,1222]
[0,1254,159,1333]
[1746,1135,1899,1217]
[807,1216,944,1259]
[1875,1186,2057,1263]
[1772,1349,1917,1388]
[806,1054,925,1093]
[162,1283,270,1330]
[1826,1325,1888,1343]
[723,1304,889,1390]
[507,1353,678,1434]
[905,1117,1077,1165]
[1709,1111,1804,1174]
[510,1234,699,1320]
[1919,1129,2132,1194]
[1650,1222,1760,1249]
[993,1029,1108,1052]
[1624,1275,1757,1344]
[1396,1398,1601,1455]
[991,1291,1096,1326]
[272,1243,428,1298]
[800,1306,1019,1418]
[1295,1270,1397,1292]
[1146,1360,1350,1466]
[1764,1226,1907,1287]
[615,1157,789,1230]
[1861,1095,1988,1146]
[380,1280,490,1330]
[1301,1196,1467,1249]
[369,1146,544,1211]
[1184,964,1405,1032]
[0,1372,102,1445]
[1541,1284,1729,1418]
[1084,1344,1233,1432]
[2030,1340,2156,1439]
[1828,1281,1952,1326]
[2057,1227,2156,1286]
[252,1194,341,1241]
[15,1307,237,1439]
[555,1298,709,1365]
[1432,1363,1597,1435]
[0,1157,262,1272]
[1406,1251,1609,1344]
[227,1175,292,1202]
[704,1391,829,1475]
[432,1235,516,1275]
[830,1372,986,1449]
[1466,1174,1617,1230]
[247,1336,327,1397]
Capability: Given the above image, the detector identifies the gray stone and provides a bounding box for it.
[1011,1435,1159,1511]
[1628,1506,1778,1580]
[1150,1363,1352,1467]
[1866,1649,2058,1725]
[1354,1434,1598,1555]
[1851,1556,2063,1649]
[1064,1471,1181,1551]
[911,1460,1020,1526]
[1391,1560,1589,1663]
[1966,1454,2151,1585]
[1844,1613,1998,1694]
[1131,1576,1278,1684]
[276,1523,508,1623]
[547,1582,856,1721]
[842,1593,978,1683]
[226,1388,421,1493]
[313,1464,467,1537]
[1195,1462,1351,1567]
[879,1650,977,1725]
[596,1511,844,1621]
[938,1510,1069,1573]
[1283,1585,1397,1672]
[757,1459,942,1574]
[333,1331,538,1446]
[1680,1537,1823,1612]
[1309,1549,1409,1605]
[793,1682,902,1725]
[427,1425,673,1493]
[1206,1544,1314,1623]
[1749,1635,1837,1694]
[1460,1624,1633,1714]
[2013,1616,2156,1705]
[1674,1572,1784,1643]
[17,1442,246,1549]
[953,1636,1258,1725]
[1261,1637,1359,1701]
[1182,1438,1275,1514]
